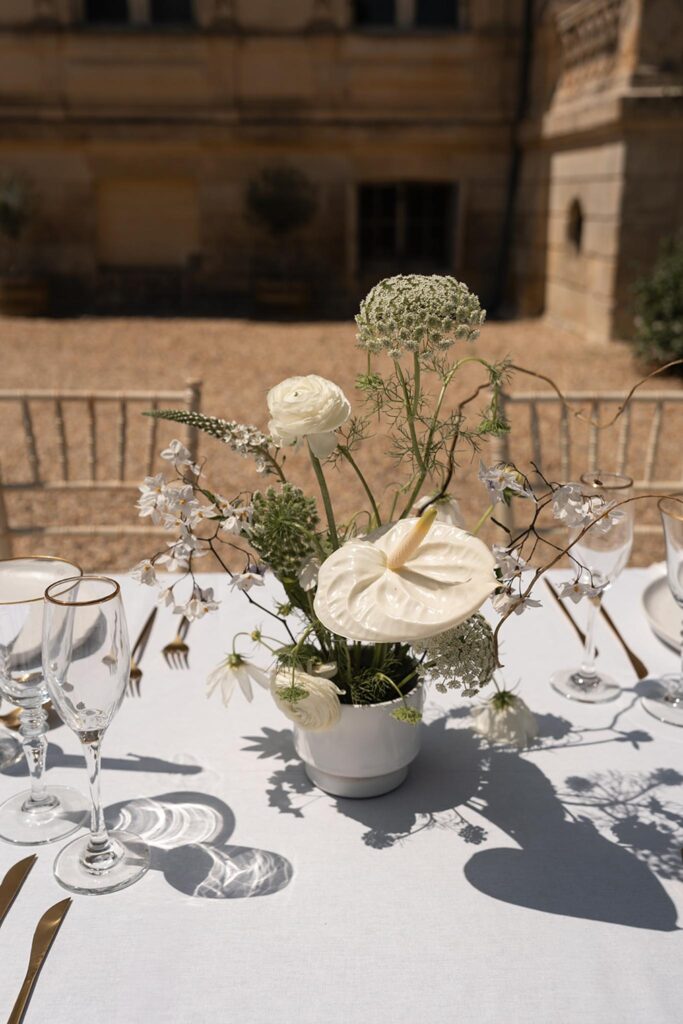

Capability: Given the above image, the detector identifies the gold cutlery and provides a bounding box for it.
[544,579,599,656]
[0,706,22,731]
[7,897,72,1024]
[127,605,158,697]
[162,615,191,670]
[0,855,37,928]
[599,602,650,680]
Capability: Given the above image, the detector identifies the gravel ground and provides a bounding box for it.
[0,314,679,571]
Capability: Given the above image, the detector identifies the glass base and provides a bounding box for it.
[0,785,88,846]
[54,830,150,895]
[550,668,621,704]
[641,675,683,727]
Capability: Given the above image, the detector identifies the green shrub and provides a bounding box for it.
[633,237,683,365]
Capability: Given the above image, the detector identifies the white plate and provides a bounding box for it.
[642,576,681,651]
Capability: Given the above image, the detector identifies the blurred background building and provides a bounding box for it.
[0,0,681,339]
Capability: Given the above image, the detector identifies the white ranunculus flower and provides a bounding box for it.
[266,374,351,460]
[471,693,538,749]
[271,669,344,731]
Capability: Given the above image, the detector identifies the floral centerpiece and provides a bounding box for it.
[132,274,637,796]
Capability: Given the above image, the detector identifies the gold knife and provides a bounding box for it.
[0,855,37,928]
[599,603,650,680]
[7,898,72,1024]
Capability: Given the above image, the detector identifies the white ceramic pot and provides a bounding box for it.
[293,680,424,799]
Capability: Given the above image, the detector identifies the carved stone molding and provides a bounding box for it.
[555,0,625,70]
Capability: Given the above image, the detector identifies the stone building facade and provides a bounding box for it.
[0,0,681,338]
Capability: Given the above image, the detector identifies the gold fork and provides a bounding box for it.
[127,606,158,698]
[162,616,191,670]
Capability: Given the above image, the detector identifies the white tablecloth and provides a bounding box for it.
[0,568,682,1023]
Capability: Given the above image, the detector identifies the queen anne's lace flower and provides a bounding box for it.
[413,613,497,697]
[355,274,485,355]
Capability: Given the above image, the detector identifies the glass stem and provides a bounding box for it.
[19,702,56,811]
[81,737,117,869]
[578,593,602,682]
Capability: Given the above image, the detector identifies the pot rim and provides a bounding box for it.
[344,676,424,711]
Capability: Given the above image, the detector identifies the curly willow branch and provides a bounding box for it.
[509,359,683,431]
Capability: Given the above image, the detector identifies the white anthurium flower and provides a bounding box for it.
[130,560,157,586]
[471,692,539,749]
[478,463,534,504]
[266,374,351,460]
[556,577,601,604]
[271,669,344,731]
[298,556,320,592]
[207,654,272,706]
[160,438,199,475]
[413,493,466,529]
[313,508,497,643]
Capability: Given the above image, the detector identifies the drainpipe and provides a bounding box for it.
[490,0,535,315]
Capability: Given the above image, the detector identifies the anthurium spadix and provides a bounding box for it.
[313,507,498,643]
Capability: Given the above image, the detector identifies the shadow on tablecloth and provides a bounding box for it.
[105,790,293,900]
[243,707,682,932]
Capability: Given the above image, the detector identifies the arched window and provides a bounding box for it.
[567,198,584,253]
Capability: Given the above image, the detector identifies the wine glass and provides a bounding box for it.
[550,472,634,703]
[0,556,88,845]
[641,496,683,726]
[43,575,149,894]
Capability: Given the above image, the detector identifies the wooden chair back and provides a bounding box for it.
[489,388,683,536]
[0,380,201,557]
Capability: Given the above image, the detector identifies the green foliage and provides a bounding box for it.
[633,238,683,365]
[391,706,423,725]
[247,484,319,577]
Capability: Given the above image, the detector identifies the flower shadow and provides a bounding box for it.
[244,712,681,930]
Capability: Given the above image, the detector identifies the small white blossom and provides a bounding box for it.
[557,577,601,603]
[220,503,253,536]
[492,588,542,616]
[230,566,266,592]
[130,559,157,586]
[137,474,169,524]
[157,586,176,609]
[552,484,625,535]
[492,545,526,581]
[478,463,533,504]
[207,653,271,706]
[160,439,199,475]
[184,587,220,621]
[298,556,320,592]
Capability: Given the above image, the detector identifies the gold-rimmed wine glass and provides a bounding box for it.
[0,556,88,845]
[550,472,634,703]
[642,496,683,726]
[43,575,149,894]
